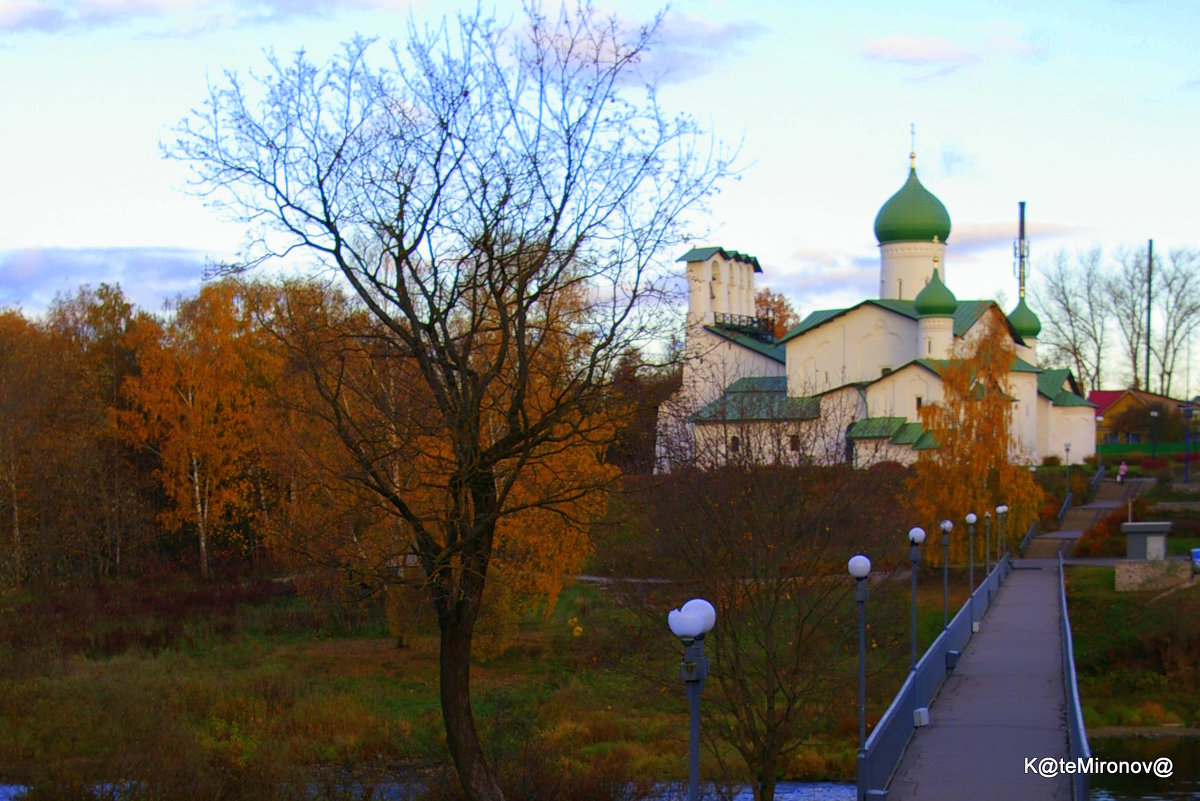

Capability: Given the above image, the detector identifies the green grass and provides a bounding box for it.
[1066,566,1200,728]
[0,567,984,797]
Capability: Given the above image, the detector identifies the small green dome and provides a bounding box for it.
[874,167,952,245]
[1009,298,1041,338]
[914,268,957,316]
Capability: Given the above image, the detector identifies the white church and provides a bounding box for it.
[656,152,1095,470]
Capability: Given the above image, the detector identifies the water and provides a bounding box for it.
[0,782,854,801]
[655,783,854,800]
[1089,736,1200,801]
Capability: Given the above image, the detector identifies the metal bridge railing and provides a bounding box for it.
[856,554,1012,801]
[1059,552,1091,801]
[1019,521,1038,556]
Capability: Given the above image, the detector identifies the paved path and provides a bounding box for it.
[887,564,1071,800]
[1026,478,1151,558]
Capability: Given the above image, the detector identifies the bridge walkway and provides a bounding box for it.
[885,563,1071,800]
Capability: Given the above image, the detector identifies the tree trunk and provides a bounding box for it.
[756,753,777,801]
[7,463,21,587]
[440,608,504,801]
[191,454,210,580]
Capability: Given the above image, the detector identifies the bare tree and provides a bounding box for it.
[1032,247,1108,390]
[168,6,729,800]
[629,457,905,801]
[1151,248,1200,397]
[1108,245,1152,389]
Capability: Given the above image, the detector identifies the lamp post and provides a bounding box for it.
[940,520,953,628]
[1064,441,1071,504]
[1150,409,1160,459]
[908,527,926,671]
[849,554,871,750]
[1182,404,1194,482]
[668,598,716,801]
[996,504,1008,561]
[966,513,977,592]
[984,512,992,575]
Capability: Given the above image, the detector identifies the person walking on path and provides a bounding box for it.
[1118,460,1128,484]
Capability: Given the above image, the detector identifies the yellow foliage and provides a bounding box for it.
[907,308,1043,566]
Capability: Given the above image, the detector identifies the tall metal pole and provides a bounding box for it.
[908,528,925,671]
[966,514,977,592]
[1185,405,1193,483]
[940,521,952,628]
[1147,239,1154,392]
[681,639,708,801]
[984,513,992,575]
[857,580,869,748]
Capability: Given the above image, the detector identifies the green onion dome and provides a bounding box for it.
[874,161,952,245]
[913,268,957,317]
[1008,297,1042,339]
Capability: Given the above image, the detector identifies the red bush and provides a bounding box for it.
[1140,457,1169,471]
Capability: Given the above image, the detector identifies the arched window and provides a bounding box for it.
[730,435,741,454]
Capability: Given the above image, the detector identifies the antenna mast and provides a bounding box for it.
[1013,201,1029,299]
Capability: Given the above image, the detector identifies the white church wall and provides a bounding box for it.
[1009,371,1040,464]
[863,365,942,420]
[1049,406,1097,465]
[785,306,918,396]
[880,240,946,301]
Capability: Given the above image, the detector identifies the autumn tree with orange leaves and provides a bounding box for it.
[907,308,1042,566]
[755,287,800,339]
[121,280,276,580]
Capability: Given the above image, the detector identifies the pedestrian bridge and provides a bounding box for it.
[856,555,1089,801]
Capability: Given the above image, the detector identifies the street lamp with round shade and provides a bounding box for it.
[984,511,992,574]
[849,554,871,750]
[965,513,977,592]
[996,505,1009,560]
[940,520,953,627]
[668,599,715,801]
[908,527,925,670]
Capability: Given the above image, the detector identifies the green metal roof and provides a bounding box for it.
[780,299,1028,348]
[1037,368,1094,407]
[891,422,926,445]
[692,378,819,423]
[848,417,907,440]
[678,246,763,273]
[1008,298,1042,338]
[913,268,957,316]
[873,167,952,245]
[848,416,935,450]
[704,325,786,364]
[780,300,920,343]
[726,375,788,393]
[914,431,939,449]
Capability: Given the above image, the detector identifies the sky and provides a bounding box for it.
[2,0,1198,321]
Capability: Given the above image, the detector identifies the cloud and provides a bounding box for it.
[859,35,980,77]
[949,221,1085,255]
[859,26,1045,80]
[0,0,415,36]
[0,246,210,314]
[636,10,766,84]
[0,2,69,32]
[753,247,880,314]
[939,145,975,176]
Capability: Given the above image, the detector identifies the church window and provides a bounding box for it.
[927,338,932,354]
[789,434,800,452]
[916,396,923,412]
[730,435,741,453]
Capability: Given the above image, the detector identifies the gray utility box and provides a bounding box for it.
[1122,522,1172,560]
